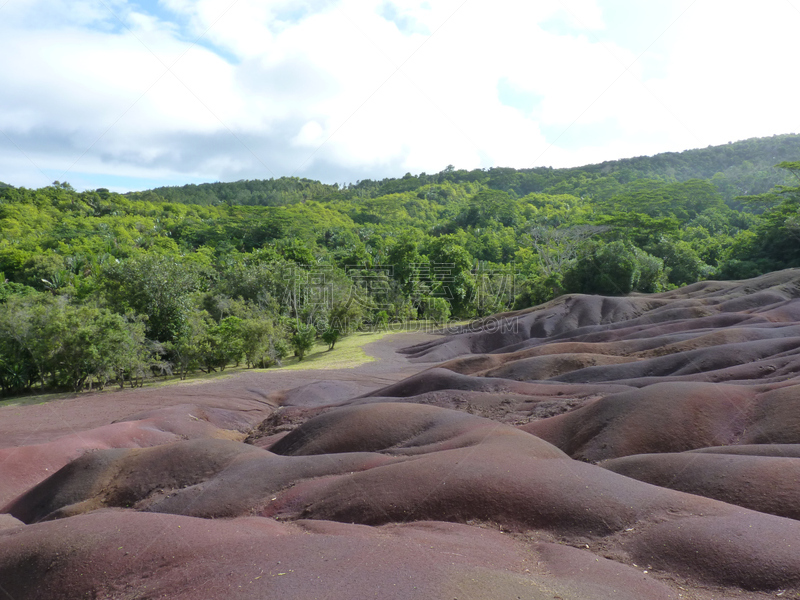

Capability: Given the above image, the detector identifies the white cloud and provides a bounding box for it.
[0,0,798,190]
[293,120,325,147]
[639,0,800,146]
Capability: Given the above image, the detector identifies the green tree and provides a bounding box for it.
[165,310,209,380]
[527,225,608,282]
[198,316,245,372]
[100,254,207,342]
[741,162,800,267]
[374,310,389,329]
[425,235,474,317]
[321,327,340,351]
[563,241,667,296]
[424,297,451,324]
[239,317,275,368]
[647,237,711,286]
[386,232,426,295]
[291,323,317,361]
[0,294,154,393]
[457,190,520,228]
[0,294,61,390]
[513,272,563,310]
[53,306,152,391]
[328,300,366,334]
[0,276,36,303]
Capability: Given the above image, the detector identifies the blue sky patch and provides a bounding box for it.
[273,4,314,27]
[541,117,623,150]
[541,1,675,81]
[497,78,543,115]
[379,2,429,35]
[131,0,178,24]
[126,0,240,64]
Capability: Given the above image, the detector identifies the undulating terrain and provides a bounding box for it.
[4,269,800,599]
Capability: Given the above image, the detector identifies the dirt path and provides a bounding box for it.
[0,331,439,449]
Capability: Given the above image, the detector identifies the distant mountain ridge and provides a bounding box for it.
[138,133,800,206]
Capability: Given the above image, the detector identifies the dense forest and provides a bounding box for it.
[1,134,799,396]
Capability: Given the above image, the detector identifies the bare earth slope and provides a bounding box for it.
[5,270,800,599]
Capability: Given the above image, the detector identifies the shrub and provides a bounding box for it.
[291,323,317,361]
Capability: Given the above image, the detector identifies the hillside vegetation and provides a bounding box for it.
[1,133,799,395]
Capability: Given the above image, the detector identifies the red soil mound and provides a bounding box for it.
[601,451,800,520]
[2,438,264,523]
[0,510,684,600]
[9,400,800,593]
[404,268,800,362]
[479,352,639,380]
[269,402,567,457]
[0,404,256,506]
[7,271,800,599]
[689,443,800,457]
[520,382,759,460]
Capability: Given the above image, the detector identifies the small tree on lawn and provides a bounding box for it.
[321,327,340,351]
[291,323,316,361]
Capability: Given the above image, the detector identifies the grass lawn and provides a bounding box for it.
[278,319,453,370]
[278,329,390,371]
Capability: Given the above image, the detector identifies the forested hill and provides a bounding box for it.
[147,177,339,207]
[1,135,799,397]
[143,133,800,207]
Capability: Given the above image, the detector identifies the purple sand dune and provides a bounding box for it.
[7,400,800,592]
[601,451,800,520]
[0,511,688,600]
[6,270,800,598]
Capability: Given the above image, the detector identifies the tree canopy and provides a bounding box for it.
[2,133,800,396]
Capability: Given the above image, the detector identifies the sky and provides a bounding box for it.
[1,0,799,192]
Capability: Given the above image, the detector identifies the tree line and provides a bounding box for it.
[1,139,799,396]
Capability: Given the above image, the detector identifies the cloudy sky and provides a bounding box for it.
[1,0,798,192]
